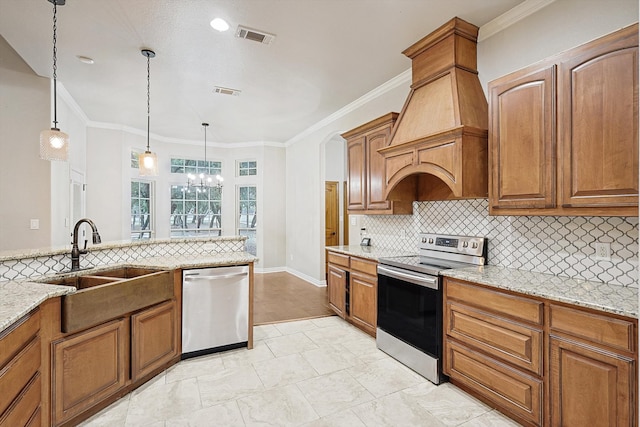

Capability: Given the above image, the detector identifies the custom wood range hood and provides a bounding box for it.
[380,17,489,202]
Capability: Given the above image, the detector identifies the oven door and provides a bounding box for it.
[377,264,442,359]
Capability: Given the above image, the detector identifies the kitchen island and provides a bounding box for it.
[0,237,257,427]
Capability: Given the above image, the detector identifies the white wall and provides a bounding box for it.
[285,0,639,282]
[477,0,638,91]
[286,86,411,282]
[0,36,52,251]
[324,135,346,245]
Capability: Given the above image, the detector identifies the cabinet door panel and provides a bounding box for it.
[445,301,542,375]
[366,128,392,210]
[0,336,40,415]
[445,339,542,426]
[52,319,127,426]
[327,265,346,318]
[349,273,376,335]
[0,372,41,427]
[490,65,556,210]
[561,44,638,208]
[131,300,178,382]
[550,336,634,427]
[347,137,366,210]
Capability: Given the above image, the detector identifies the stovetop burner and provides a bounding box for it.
[378,233,486,276]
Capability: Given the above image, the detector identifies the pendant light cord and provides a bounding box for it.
[146,53,151,152]
[52,1,58,128]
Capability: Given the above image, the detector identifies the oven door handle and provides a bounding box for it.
[377,265,438,290]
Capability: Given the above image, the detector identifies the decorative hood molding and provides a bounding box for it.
[380,17,489,202]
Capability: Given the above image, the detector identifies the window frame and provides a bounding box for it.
[169,182,223,238]
[237,160,257,177]
[237,185,257,255]
[130,179,154,240]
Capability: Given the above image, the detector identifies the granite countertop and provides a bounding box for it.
[0,281,75,333]
[326,245,415,261]
[442,265,638,319]
[0,251,258,335]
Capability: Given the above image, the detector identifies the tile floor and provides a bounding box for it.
[80,316,522,426]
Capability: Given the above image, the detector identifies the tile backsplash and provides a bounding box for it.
[0,237,246,282]
[362,199,638,288]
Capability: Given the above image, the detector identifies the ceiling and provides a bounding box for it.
[0,0,523,145]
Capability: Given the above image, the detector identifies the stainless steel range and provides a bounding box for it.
[377,233,486,384]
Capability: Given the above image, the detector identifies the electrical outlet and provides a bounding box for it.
[594,242,611,261]
[30,219,39,230]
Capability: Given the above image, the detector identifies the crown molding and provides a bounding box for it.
[478,0,557,41]
[56,81,90,125]
[285,68,412,147]
[87,121,285,148]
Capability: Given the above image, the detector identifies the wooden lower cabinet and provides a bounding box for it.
[445,339,543,426]
[550,336,635,426]
[131,300,179,382]
[327,264,347,318]
[0,309,42,427]
[51,318,127,426]
[349,271,377,336]
[443,277,638,427]
[326,250,378,336]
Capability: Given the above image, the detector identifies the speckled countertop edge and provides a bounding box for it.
[0,235,248,262]
[0,252,258,334]
[327,246,637,319]
[326,245,416,261]
[442,265,638,318]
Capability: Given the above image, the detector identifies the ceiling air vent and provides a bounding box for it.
[213,86,241,96]
[235,25,276,45]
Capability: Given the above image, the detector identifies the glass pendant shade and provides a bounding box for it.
[40,127,69,161]
[138,150,158,176]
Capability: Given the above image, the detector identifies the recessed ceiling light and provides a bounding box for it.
[76,55,94,64]
[210,18,229,32]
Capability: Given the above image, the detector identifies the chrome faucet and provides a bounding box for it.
[71,218,102,271]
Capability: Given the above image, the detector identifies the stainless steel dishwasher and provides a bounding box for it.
[181,265,249,359]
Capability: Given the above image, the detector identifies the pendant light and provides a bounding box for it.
[185,123,224,192]
[138,49,158,176]
[40,0,69,161]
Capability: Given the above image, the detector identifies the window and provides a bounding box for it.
[238,160,257,176]
[131,180,153,239]
[131,149,142,169]
[237,185,257,255]
[170,185,222,237]
[171,158,222,176]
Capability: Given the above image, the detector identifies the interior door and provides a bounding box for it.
[325,181,339,246]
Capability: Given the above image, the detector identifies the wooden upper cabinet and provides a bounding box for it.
[343,113,413,215]
[488,23,638,216]
[347,136,366,211]
[490,65,556,210]
[560,31,639,209]
[366,127,392,211]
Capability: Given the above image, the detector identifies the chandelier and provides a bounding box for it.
[184,123,223,193]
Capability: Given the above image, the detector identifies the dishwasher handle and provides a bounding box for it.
[184,272,248,281]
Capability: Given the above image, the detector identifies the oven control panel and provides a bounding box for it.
[418,233,485,257]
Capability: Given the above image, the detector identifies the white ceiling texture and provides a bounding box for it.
[0,0,523,145]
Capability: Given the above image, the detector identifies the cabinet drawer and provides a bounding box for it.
[0,309,40,369]
[445,302,543,375]
[0,336,40,416]
[350,257,377,276]
[0,372,41,427]
[549,304,636,353]
[445,279,543,325]
[327,252,350,268]
[445,339,543,426]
